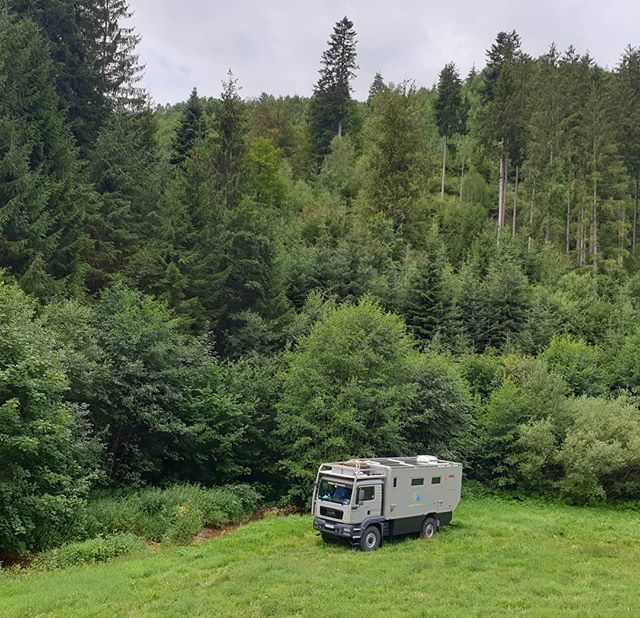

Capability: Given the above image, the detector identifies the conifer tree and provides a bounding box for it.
[214,70,247,210]
[480,31,528,238]
[171,87,203,165]
[308,16,358,164]
[401,232,450,342]
[362,83,423,227]
[0,13,90,298]
[7,0,109,148]
[84,0,145,111]
[435,63,466,197]
[615,46,640,253]
[367,71,387,103]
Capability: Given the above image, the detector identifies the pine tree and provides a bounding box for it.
[308,16,358,164]
[362,83,424,227]
[214,70,247,210]
[367,72,387,103]
[0,13,90,298]
[171,87,203,165]
[615,46,640,254]
[7,0,109,149]
[480,31,529,239]
[402,232,450,342]
[84,0,145,111]
[435,63,466,197]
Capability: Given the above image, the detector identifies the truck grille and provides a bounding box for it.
[320,506,343,520]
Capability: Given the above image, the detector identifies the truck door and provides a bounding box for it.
[357,483,382,517]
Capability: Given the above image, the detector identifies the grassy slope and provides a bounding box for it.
[2,497,640,617]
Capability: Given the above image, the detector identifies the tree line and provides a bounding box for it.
[2,5,640,557]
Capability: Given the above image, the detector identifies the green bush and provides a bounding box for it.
[84,484,262,544]
[35,534,146,570]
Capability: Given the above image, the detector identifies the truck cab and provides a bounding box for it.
[312,456,462,551]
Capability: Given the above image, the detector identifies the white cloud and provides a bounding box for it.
[128,0,639,104]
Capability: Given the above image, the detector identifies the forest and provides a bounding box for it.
[2,1,640,561]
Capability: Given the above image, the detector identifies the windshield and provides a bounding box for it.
[318,479,353,505]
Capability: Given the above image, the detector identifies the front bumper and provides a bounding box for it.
[313,517,362,540]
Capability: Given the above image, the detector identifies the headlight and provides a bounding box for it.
[342,528,351,536]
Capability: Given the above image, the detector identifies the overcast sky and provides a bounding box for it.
[128,0,639,105]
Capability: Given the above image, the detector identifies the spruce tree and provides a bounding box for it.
[435,63,466,197]
[0,13,90,298]
[171,87,203,165]
[402,233,450,342]
[308,16,358,164]
[214,70,247,210]
[367,71,387,103]
[8,0,109,149]
[480,31,529,238]
[84,0,145,111]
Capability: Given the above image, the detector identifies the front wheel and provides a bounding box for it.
[420,516,439,539]
[359,526,381,552]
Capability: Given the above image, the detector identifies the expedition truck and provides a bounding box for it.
[312,456,462,551]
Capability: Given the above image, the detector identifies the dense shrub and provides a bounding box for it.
[84,485,262,544]
[0,281,97,558]
[556,398,640,503]
[35,534,146,570]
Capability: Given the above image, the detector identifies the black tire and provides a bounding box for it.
[321,533,333,544]
[359,526,381,552]
[420,517,439,540]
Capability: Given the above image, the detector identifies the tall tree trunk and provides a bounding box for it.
[633,176,639,254]
[591,178,598,269]
[528,182,536,252]
[460,154,465,203]
[565,181,572,256]
[441,136,447,198]
[497,141,507,243]
[618,204,626,267]
[512,166,519,237]
[578,205,586,267]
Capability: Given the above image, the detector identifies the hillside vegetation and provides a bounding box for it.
[3,1,640,566]
[2,497,640,617]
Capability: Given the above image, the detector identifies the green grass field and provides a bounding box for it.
[2,497,640,617]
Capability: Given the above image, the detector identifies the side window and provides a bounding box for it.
[393,477,398,488]
[362,487,375,501]
[411,478,424,486]
[431,476,441,485]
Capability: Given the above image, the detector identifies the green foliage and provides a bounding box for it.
[0,13,90,298]
[84,484,262,543]
[403,353,475,461]
[557,397,640,503]
[88,283,212,484]
[171,87,203,165]
[35,533,146,570]
[0,280,97,557]
[541,336,606,396]
[308,17,358,163]
[277,297,413,499]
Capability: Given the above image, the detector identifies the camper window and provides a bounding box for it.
[411,478,424,486]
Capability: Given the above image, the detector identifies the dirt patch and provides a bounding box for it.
[193,506,301,544]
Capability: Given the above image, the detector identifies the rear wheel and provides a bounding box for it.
[421,517,438,539]
[359,526,381,552]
